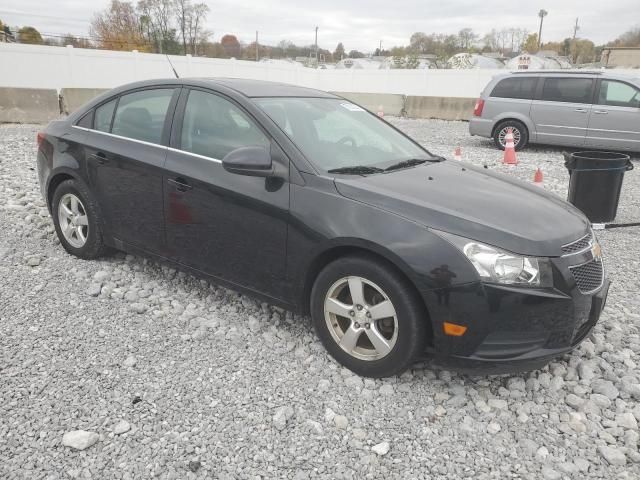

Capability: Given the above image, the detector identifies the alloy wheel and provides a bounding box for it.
[323,276,398,361]
[58,193,89,248]
[498,126,521,147]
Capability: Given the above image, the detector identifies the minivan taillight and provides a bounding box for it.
[473,99,485,117]
[37,132,45,148]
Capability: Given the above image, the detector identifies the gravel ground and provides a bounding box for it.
[1,119,639,480]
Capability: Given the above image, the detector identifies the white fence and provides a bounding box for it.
[1,43,501,98]
[2,43,638,100]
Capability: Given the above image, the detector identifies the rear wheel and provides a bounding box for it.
[52,179,110,259]
[493,120,528,151]
[311,255,426,377]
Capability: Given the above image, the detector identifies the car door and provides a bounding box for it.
[530,77,594,147]
[83,87,179,252]
[163,88,289,298]
[586,79,640,151]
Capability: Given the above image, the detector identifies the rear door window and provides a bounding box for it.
[490,77,537,99]
[597,80,640,108]
[179,89,270,160]
[541,78,593,104]
[94,99,116,132]
[111,89,175,144]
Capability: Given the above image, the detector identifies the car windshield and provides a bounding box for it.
[254,97,433,172]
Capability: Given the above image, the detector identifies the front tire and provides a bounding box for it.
[52,179,110,259]
[311,255,427,377]
[493,120,529,151]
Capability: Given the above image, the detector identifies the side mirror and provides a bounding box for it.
[222,146,273,177]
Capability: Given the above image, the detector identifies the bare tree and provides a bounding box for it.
[187,3,209,55]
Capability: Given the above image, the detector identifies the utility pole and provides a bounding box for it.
[379,39,382,55]
[314,26,319,67]
[537,9,548,49]
[572,17,579,39]
[571,18,579,64]
[256,31,259,61]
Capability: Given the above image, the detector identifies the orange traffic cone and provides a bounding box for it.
[533,167,544,186]
[377,105,384,117]
[503,128,518,166]
[454,146,462,161]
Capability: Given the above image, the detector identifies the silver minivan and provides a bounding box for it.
[469,71,640,152]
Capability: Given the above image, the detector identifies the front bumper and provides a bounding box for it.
[431,279,609,374]
[423,245,609,375]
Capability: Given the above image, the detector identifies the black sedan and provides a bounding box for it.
[37,78,609,377]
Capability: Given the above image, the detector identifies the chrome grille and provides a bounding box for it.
[569,260,604,294]
[561,233,592,255]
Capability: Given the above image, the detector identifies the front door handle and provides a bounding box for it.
[90,152,109,164]
[593,110,609,115]
[574,108,588,113]
[168,177,193,192]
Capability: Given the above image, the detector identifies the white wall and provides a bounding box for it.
[2,43,638,98]
[0,43,500,98]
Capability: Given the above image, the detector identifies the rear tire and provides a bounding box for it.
[52,179,110,259]
[493,120,528,151]
[311,255,427,377]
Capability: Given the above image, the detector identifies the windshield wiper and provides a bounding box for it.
[384,158,440,172]
[327,165,385,175]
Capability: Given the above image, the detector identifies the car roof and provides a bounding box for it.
[114,77,338,99]
[494,70,640,85]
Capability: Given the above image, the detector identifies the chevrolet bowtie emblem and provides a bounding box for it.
[591,243,602,260]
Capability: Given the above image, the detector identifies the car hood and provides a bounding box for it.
[333,161,590,257]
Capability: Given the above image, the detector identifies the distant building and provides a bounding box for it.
[601,47,640,68]
[505,53,572,70]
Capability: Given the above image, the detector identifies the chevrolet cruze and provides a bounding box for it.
[37,78,609,377]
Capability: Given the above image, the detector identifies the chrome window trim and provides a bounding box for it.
[167,147,223,164]
[71,125,168,150]
[73,126,226,164]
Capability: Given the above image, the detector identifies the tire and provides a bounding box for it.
[311,255,427,378]
[51,178,110,259]
[493,120,529,151]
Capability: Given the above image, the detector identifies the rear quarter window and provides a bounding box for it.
[490,77,537,99]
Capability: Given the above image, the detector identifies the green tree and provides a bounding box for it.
[523,33,539,53]
[334,42,345,60]
[348,50,365,58]
[91,1,150,51]
[18,26,44,44]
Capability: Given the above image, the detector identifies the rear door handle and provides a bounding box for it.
[168,177,193,192]
[593,110,609,115]
[90,152,109,164]
[574,108,588,113]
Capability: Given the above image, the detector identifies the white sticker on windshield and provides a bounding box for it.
[340,102,365,112]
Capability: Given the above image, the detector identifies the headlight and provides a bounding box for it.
[463,242,541,286]
[437,232,553,287]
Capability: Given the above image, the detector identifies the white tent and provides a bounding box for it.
[447,53,504,69]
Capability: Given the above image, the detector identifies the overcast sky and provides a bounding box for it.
[0,0,637,52]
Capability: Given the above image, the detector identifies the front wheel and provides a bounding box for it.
[493,120,529,151]
[311,255,427,377]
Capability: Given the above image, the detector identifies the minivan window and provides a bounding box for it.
[541,78,593,104]
[598,80,640,108]
[180,90,270,160]
[111,89,175,144]
[76,111,93,129]
[490,77,537,99]
[94,99,116,133]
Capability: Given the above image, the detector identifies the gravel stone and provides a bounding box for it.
[333,415,348,429]
[617,412,639,430]
[113,420,131,435]
[273,406,294,431]
[371,442,390,456]
[2,121,640,478]
[541,467,561,480]
[62,431,99,450]
[598,446,627,466]
[123,355,137,368]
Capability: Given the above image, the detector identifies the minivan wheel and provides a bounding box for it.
[311,255,426,377]
[493,120,528,151]
[52,179,110,259]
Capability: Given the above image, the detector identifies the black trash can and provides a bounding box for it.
[564,151,633,223]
